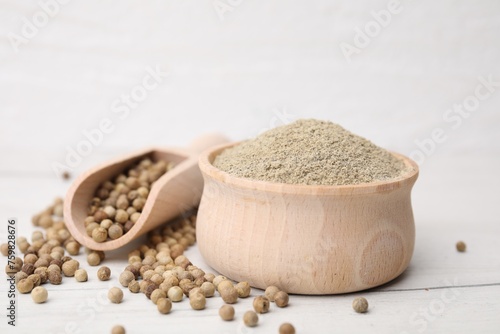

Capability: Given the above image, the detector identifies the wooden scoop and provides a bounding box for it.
[64,134,229,251]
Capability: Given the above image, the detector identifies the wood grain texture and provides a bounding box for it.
[0,160,499,333]
[64,134,228,251]
[197,143,419,294]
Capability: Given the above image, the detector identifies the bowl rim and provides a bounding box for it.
[199,142,419,195]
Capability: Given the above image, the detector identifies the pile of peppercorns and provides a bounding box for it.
[1,195,295,333]
[115,214,291,330]
[84,157,173,242]
[3,198,89,303]
[3,196,296,333]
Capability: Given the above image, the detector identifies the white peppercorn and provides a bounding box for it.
[17,278,34,294]
[213,275,228,289]
[352,297,369,313]
[151,289,167,305]
[119,271,135,287]
[137,187,149,198]
[31,286,48,303]
[130,212,141,223]
[1,243,9,256]
[100,219,113,230]
[92,227,108,243]
[132,198,146,211]
[128,280,140,293]
[200,282,215,298]
[14,271,28,284]
[97,266,111,281]
[108,224,123,240]
[48,263,61,272]
[265,285,280,302]
[150,273,164,286]
[94,210,108,223]
[279,323,296,334]
[116,195,129,210]
[217,280,234,293]
[456,241,466,252]
[253,296,270,313]
[275,291,289,308]
[75,269,88,282]
[157,297,172,314]
[62,259,79,277]
[235,281,251,298]
[220,285,238,304]
[34,258,49,269]
[243,311,258,327]
[204,273,215,283]
[48,270,62,285]
[111,325,125,334]
[108,287,123,304]
[87,252,101,266]
[219,305,235,321]
[24,253,38,264]
[65,241,80,256]
[115,210,129,224]
[189,292,206,310]
[27,274,41,287]
[22,263,35,275]
[86,222,100,237]
[34,267,48,284]
[168,286,184,302]
[103,206,116,219]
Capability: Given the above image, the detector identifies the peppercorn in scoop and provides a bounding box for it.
[85,157,174,242]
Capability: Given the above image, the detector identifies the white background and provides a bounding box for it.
[1,0,499,174]
[0,1,499,333]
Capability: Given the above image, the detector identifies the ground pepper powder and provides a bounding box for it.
[214,119,407,185]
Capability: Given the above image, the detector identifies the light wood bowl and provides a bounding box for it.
[196,143,419,295]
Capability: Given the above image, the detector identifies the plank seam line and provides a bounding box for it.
[374,282,500,293]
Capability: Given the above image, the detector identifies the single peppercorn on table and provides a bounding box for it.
[0,153,499,333]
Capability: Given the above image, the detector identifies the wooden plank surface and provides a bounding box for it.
[1,154,499,333]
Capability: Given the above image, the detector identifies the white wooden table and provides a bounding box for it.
[0,152,499,334]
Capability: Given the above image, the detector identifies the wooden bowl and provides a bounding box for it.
[196,143,419,294]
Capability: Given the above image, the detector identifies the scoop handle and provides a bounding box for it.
[187,133,231,154]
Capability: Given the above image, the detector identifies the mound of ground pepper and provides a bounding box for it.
[213,119,407,185]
